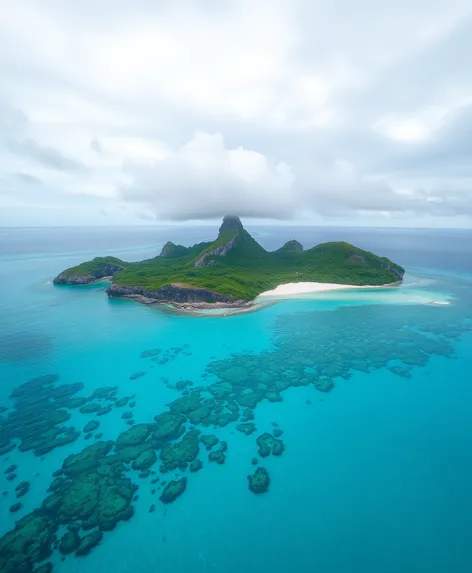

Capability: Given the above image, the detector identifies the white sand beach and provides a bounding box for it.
[258,281,396,298]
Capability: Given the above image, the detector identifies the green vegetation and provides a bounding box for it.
[54,217,405,301]
[276,240,303,252]
[59,256,126,278]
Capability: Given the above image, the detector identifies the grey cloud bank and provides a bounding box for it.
[8,138,86,172]
[1,0,472,227]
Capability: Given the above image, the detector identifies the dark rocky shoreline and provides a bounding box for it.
[55,275,254,311]
[106,283,251,309]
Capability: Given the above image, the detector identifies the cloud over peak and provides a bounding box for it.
[120,132,295,220]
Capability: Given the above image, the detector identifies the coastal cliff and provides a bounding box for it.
[106,283,250,308]
[53,216,405,307]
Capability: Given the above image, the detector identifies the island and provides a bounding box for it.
[53,216,405,309]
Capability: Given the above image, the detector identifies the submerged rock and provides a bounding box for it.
[62,441,114,476]
[0,444,15,456]
[159,478,187,504]
[129,371,146,381]
[248,467,270,494]
[79,403,101,414]
[48,477,65,492]
[256,433,285,457]
[140,349,161,358]
[96,404,112,416]
[313,377,335,392]
[0,510,57,571]
[159,431,199,472]
[208,450,225,464]
[59,530,80,555]
[236,422,256,435]
[240,408,255,421]
[116,424,151,449]
[83,420,100,433]
[175,379,193,391]
[189,459,203,473]
[389,365,412,378]
[219,440,228,453]
[15,481,30,498]
[200,434,219,450]
[75,530,103,556]
[132,449,157,471]
[91,386,117,399]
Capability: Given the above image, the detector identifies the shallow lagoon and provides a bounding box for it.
[1,226,472,573]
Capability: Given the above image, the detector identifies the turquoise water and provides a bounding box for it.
[1,227,472,573]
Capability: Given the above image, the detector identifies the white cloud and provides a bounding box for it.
[1,0,472,226]
[121,131,296,219]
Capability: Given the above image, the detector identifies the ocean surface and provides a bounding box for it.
[0,225,472,573]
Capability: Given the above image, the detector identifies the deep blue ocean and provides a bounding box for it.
[1,225,472,573]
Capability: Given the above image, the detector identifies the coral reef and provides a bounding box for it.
[189,459,203,472]
[159,478,187,504]
[159,431,199,472]
[59,530,80,555]
[129,371,146,381]
[208,450,226,464]
[83,421,100,433]
[76,530,103,556]
[15,481,30,498]
[248,467,270,494]
[132,449,157,471]
[0,510,57,572]
[256,433,285,457]
[1,287,471,572]
[236,422,257,435]
[200,434,219,450]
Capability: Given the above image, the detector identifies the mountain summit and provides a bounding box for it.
[218,215,244,237]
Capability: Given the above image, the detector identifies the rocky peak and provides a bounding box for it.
[159,242,177,257]
[218,215,243,237]
[279,240,303,252]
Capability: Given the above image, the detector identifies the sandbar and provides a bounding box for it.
[258,281,398,298]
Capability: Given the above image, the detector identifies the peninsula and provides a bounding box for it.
[53,216,405,308]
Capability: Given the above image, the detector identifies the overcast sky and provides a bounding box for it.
[1,0,472,227]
